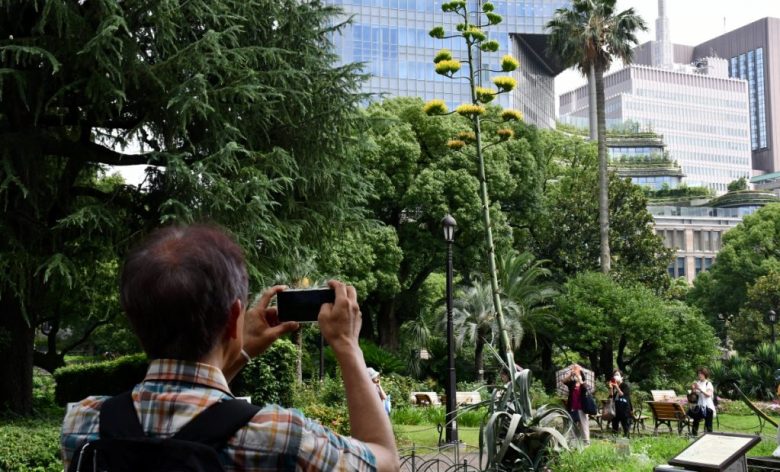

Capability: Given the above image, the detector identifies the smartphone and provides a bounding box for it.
[277,288,336,323]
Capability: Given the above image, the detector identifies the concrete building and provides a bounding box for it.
[559,0,752,194]
[635,18,780,176]
[650,188,779,282]
[325,0,570,128]
[608,133,684,191]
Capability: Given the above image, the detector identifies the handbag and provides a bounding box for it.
[686,404,705,420]
[601,398,616,421]
[583,391,598,415]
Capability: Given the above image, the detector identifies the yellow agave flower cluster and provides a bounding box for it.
[447,139,466,150]
[497,128,515,140]
[476,86,496,104]
[501,55,519,72]
[492,76,517,92]
[501,109,523,121]
[456,104,486,117]
[423,99,449,116]
[457,131,477,143]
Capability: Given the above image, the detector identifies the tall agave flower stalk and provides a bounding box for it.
[423,0,523,377]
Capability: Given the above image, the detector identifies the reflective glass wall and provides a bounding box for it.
[326,0,570,128]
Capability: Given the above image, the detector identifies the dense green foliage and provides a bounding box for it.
[712,342,780,401]
[0,417,62,472]
[529,138,672,290]
[53,353,147,405]
[232,339,298,407]
[0,0,371,413]
[552,272,718,384]
[689,204,780,353]
[355,97,543,346]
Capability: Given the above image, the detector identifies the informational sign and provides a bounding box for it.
[668,433,760,472]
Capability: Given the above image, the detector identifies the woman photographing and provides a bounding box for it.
[608,369,632,437]
[690,367,716,435]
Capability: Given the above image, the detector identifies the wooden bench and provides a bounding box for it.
[647,401,690,435]
[410,391,441,407]
[455,391,481,406]
[650,389,680,402]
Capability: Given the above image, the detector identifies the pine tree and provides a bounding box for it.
[0,0,366,414]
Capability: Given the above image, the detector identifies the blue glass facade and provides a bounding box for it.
[730,47,769,151]
[326,0,570,128]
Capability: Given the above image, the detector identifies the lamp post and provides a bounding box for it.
[442,214,458,443]
[767,310,778,345]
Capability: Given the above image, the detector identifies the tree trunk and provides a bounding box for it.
[541,339,554,389]
[598,341,613,381]
[475,336,485,383]
[377,298,398,349]
[588,64,598,141]
[0,294,34,414]
[595,63,611,273]
[616,334,628,373]
[294,330,302,383]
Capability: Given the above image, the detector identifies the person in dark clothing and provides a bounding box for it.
[564,364,591,445]
[608,369,632,437]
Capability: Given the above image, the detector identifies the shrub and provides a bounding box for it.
[382,373,420,408]
[300,404,351,436]
[0,417,62,472]
[232,339,297,407]
[53,353,148,405]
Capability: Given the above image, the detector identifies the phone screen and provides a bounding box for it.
[277,288,336,323]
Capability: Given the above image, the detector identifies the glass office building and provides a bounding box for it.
[325,0,570,128]
[634,17,780,175]
[560,65,752,194]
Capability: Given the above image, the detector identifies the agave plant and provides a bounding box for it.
[452,344,574,471]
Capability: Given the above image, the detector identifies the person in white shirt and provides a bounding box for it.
[691,367,717,435]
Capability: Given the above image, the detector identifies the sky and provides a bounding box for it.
[554,0,780,98]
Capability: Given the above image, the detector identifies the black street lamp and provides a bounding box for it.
[442,214,458,443]
[767,310,778,345]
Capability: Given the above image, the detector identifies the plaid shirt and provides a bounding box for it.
[61,359,376,471]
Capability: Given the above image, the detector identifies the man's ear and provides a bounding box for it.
[225,299,243,340]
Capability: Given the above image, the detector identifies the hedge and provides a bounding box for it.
[53,353,148,405]
[231,338,298,407]
[53,340,298,408]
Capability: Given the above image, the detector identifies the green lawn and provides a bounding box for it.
[393,413,780,472]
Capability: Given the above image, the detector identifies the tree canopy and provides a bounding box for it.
[552,272,718,385]
[0,0,369,413]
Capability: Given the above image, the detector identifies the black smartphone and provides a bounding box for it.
[277,288,336,323]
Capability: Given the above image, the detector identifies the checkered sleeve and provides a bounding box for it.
[295,409,377,471]
[60,396,106,471]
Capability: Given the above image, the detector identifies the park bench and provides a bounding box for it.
[455,391,481,406]
[410,391,441,407]
[650,389,681,402]
[647,401,690,435]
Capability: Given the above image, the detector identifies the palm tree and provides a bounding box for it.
[547,0,647,274]
[496,251,558,342]
[451,279,522,382]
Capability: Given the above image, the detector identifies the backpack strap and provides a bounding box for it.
[172,399,262,449]
[98,391,261,450]
[99,391,145,439]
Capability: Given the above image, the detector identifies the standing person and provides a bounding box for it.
[564,364,591,446]
[368,367,390,416]
[691,367,717,435]
[609,369,632,438]
[60,224,399,471]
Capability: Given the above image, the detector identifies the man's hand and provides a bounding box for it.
[243,285,299,358]
[318,280,361,354]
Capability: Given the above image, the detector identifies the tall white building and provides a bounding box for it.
[558,0,752,194]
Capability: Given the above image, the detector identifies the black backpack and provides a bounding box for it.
[68,391,261,472]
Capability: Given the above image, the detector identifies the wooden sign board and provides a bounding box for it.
[666,433,760,472]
